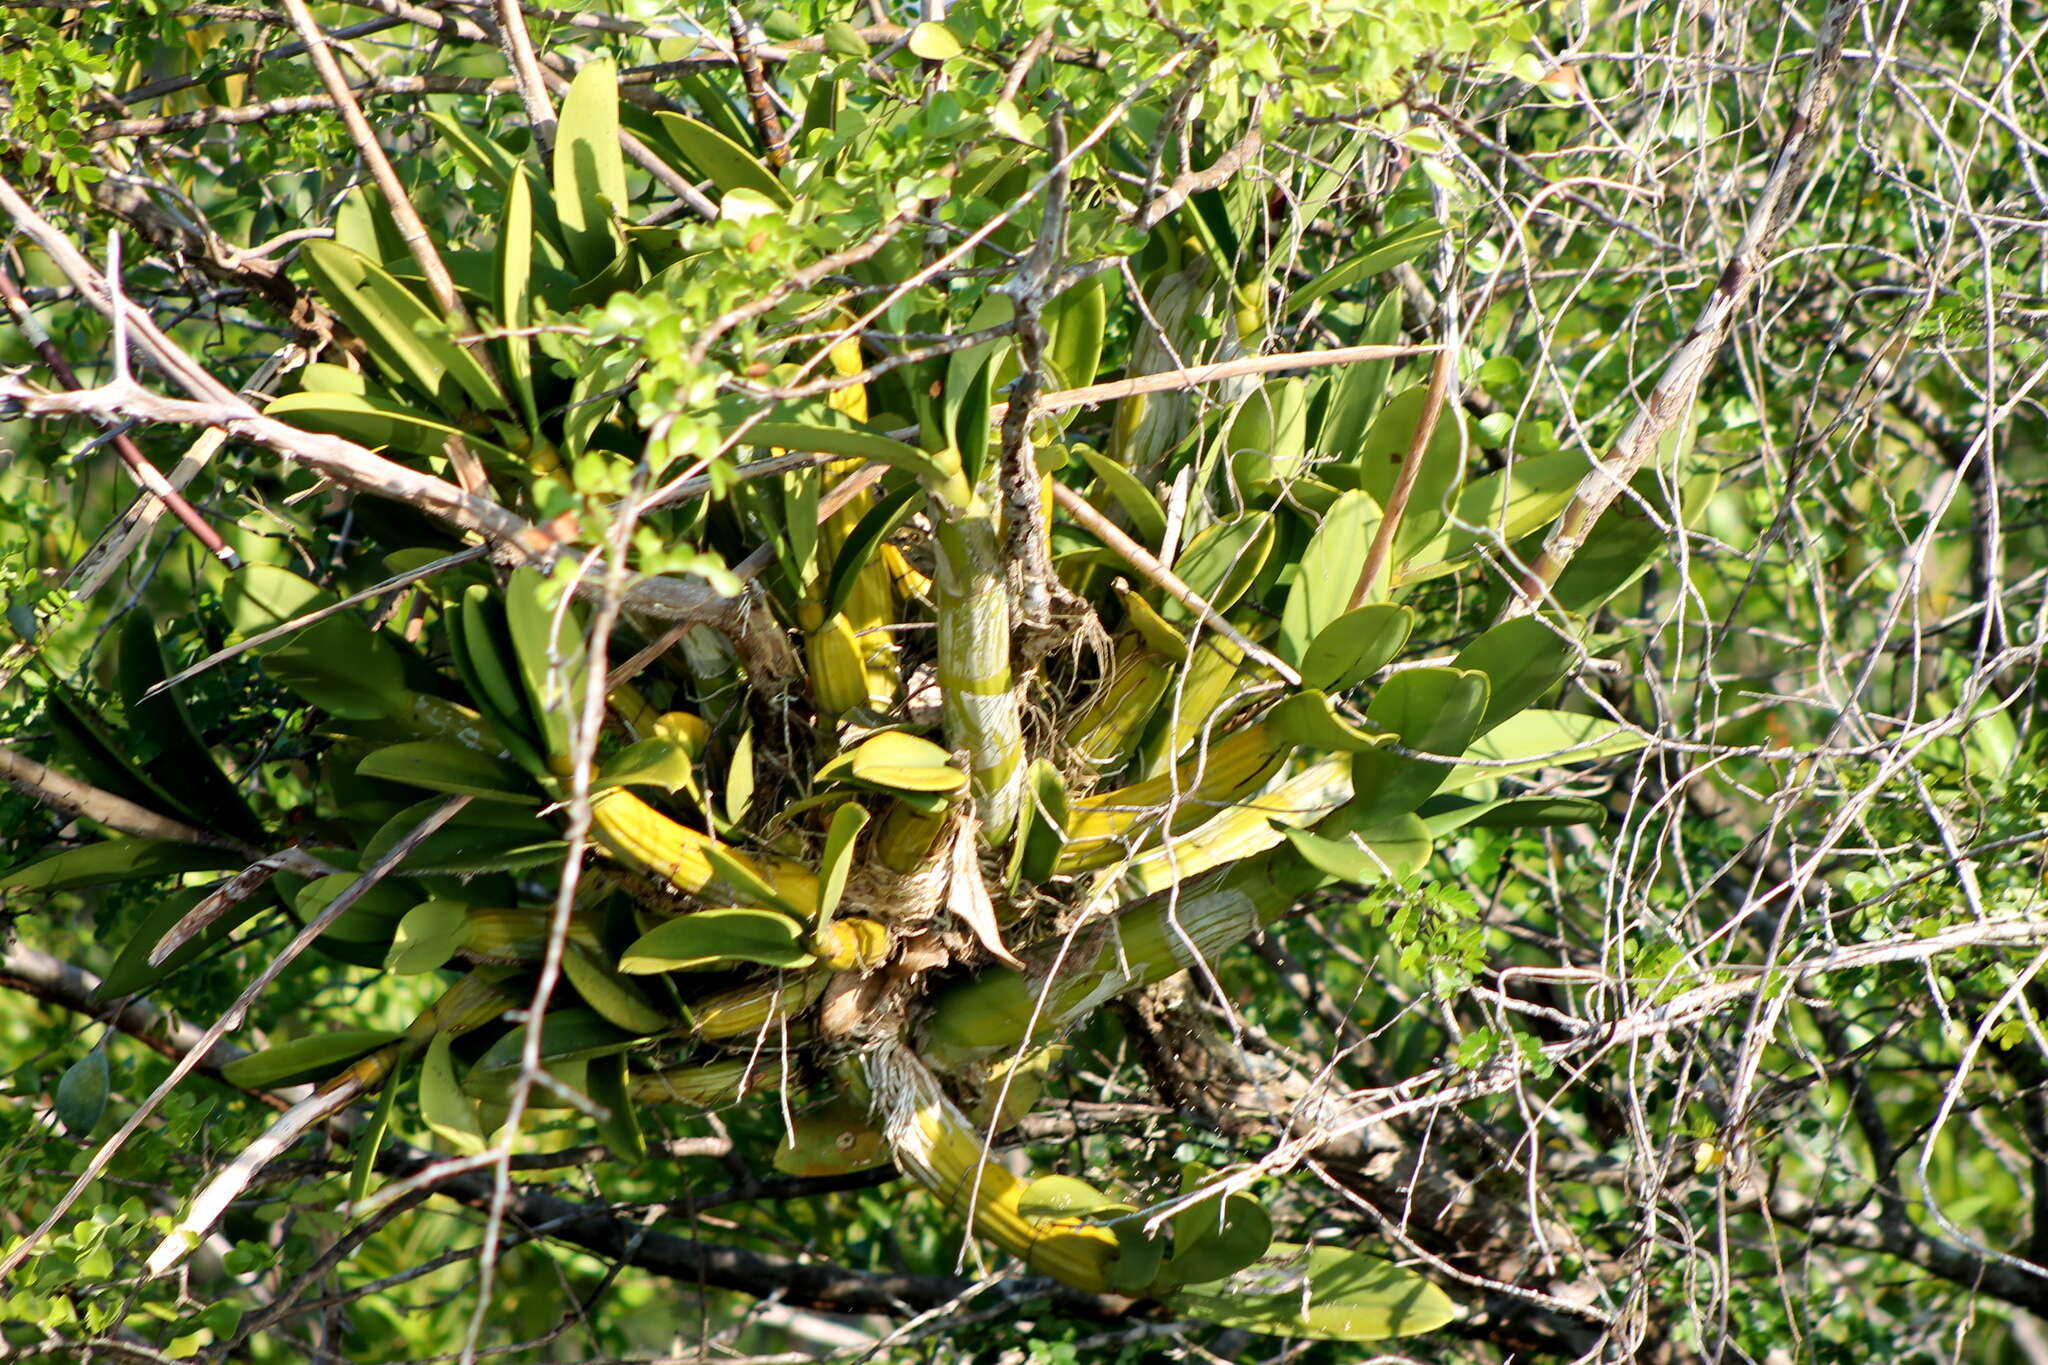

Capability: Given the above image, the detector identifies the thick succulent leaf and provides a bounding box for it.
[1267,690,1390,755]
[444,586,550,779]
[1008,759,1069,889]
[495,170,540,431]
[1298,603,1414,692]
[223,565,409,719]
[503,567,588,759]
[773,1094,890,1176]
[747,421,953,487]
[1119,590,1189,662]
[1,838,240,893]
[948,332,1005,487]
[360,798,563,878]
[815,801,869,923]
[655,111,792,206]
[1399,451,1586,584]
[427,112,523,193]
[1441,710,1646,793]
[334,183,411,269]
[1167,1244,1456,1341]
[349,1066,403,1205]
[1079,445,1168,550]
[1279,491,1384,662]
[817,730,968,794]
[1043,272,1107,393]
[356,741,539,804]
[420,1033,490,1154]
[593,735,699,799]
[1159,514,1275,625]
[1018,1175,1128,1220]
[468,1008,637,1080]
[1422,795,1607,836]
[1108,1221,1168,1295]
[1165,1171,1274,1288]
[1283,812,1431,884]
[824,479,920,619]
[100,884,273,999]
[1221,378,1310,490]
[1451,616,1582,736]
[1346,668,1490,821]
[1546,455,1719,614]
[220,1030,403,1089]
[723,728,756,826]
[563,941,673,1033]
[385,900,471,974]
[619,907,815,973]
[1367,667,1490,754]
[299,874,420,968]
[300,239,502,414]
[1316,290,1404,456]
[1354,383,1468,559]
[554,58,631,278]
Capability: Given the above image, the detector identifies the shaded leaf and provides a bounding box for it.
[221,1030,403,1089]
[563,942,673,1033]
[300,239,502,413]
[1451,616,1581,735]
[356,741,539,803]
[419,1032,489,1154]
[586,1051,646,1162]
[386,900,471,974]
[54,1046,109,1138]
[1,839,240,893]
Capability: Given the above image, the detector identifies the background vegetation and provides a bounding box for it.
[1,0,2046,1361]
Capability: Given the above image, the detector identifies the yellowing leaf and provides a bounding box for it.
[908,20,963,59]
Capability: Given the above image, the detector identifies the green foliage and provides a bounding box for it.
[2,0,2044,1360]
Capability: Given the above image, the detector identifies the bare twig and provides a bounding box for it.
[1501,0,1867,614]
[0,257,238,567]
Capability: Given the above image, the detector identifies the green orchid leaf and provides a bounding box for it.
[620,907,815,973]
[221,1030,403,1090]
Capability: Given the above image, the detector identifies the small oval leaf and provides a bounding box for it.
[54,1046,110,1138]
